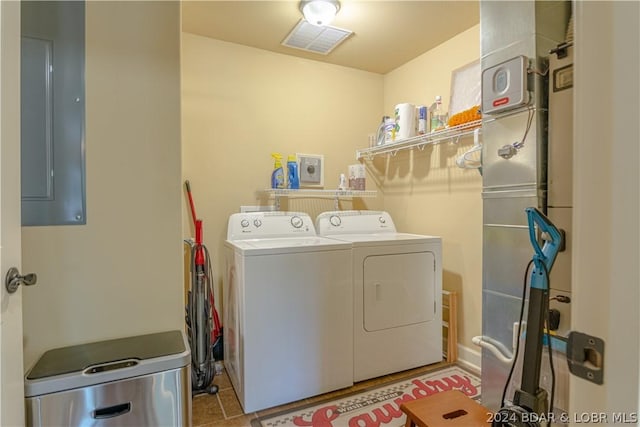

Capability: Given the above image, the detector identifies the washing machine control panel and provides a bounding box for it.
[316,210,397,235]
[290,216,303,228]
[227,212,316,240]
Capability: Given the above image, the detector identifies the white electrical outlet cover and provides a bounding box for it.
[297,154,324,187]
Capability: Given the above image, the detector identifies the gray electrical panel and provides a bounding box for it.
[21,1,86,226]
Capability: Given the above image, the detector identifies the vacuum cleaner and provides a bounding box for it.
[492,207,564,427]
[185,180,223,395]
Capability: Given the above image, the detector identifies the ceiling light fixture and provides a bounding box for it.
[299,0,340,27]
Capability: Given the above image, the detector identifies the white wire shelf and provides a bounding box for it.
[356,119,483,160]
[262,188,377,198]
[261,188,378,210]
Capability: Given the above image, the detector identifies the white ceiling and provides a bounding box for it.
[182,1,480,75]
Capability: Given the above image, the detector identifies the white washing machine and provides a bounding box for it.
[224,211,353,412]
[316,210,442,382]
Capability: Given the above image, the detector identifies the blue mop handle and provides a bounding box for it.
[526,207,563,290]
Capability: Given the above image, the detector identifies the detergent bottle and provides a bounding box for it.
[271,153,285,189]
[287,155,299,189]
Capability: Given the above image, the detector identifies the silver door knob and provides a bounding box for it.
[5,267,37,294]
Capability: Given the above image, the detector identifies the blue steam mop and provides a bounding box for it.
[492,207,564,426]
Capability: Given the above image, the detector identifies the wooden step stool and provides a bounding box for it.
[400,390,491,427]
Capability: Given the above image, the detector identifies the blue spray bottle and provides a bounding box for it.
[287,155,299,189]
[271,153,284,189]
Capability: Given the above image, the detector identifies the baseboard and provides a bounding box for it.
[456,343,481,375]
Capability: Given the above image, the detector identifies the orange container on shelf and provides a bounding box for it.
[448,105,482,127]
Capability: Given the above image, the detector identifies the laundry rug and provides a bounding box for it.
[252,365,481,427]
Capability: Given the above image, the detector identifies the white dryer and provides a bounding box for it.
[224,212,353,412]
[316,210,442,382]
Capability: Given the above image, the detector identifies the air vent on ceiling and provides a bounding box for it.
[282,19,353,55]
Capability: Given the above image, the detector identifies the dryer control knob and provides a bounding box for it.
[240,219,250,228]
[379,216,386,224]
[291,216,304,228]
[253,219,262,228]
[329,215,341,227]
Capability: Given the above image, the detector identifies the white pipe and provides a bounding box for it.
[472,322,525,365]
[512,321,521,351]
[473,336,514,364]
[472,335,514,364]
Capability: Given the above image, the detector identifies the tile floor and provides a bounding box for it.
[192,360,452,427]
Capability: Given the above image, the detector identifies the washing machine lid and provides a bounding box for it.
[227,236,350,255]
[323,232,441,247]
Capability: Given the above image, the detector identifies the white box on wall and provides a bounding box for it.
[297,154,324,187]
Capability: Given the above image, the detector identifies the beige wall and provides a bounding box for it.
[181,33,384,302]
[21,1,183,370]
[380,25,482,351]
[182,26,481,357]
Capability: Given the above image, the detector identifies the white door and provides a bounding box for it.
[570,0,639,420]
[0,1,26,426]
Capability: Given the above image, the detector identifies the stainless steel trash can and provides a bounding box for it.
[25,330,191,427]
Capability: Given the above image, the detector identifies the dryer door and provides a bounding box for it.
[363,252,435,331]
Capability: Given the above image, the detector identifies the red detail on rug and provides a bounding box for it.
[292,374,478,427]
[293,405,339,427]
[351,406,398,427]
